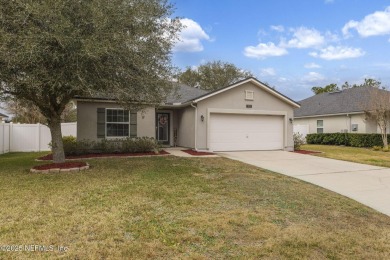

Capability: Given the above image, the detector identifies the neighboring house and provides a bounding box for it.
[294,86,388,135]
[74,77,300,152]
[0,113,9,123]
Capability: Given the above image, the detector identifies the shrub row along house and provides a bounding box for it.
[74,77,300,152]
[293,86,390,135]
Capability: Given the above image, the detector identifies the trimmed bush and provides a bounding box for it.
[58,136,161,156]
[306,133,387,148]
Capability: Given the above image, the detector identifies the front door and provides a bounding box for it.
[156,113,170,145]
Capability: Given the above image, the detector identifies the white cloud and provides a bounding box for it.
[270,25,284,32]
[278,77,288,82]
[244,42,288,59]
[304,62,321,69]
[309,45,365,60]
[325,31,340,42]
[260,68,276,76]
[342,7,390,37]
[302,72,325,82]
[282,27,325,48]
[173,18,210,52]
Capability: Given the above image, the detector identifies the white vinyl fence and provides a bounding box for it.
[0,123,76,154]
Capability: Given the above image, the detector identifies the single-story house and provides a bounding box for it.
[75,77,300,152]
[294,86,389,135]
[0,112,9,123]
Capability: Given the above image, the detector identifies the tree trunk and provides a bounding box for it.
[380,121,388,149]
[48,117,65,163]
[383,133,388,149]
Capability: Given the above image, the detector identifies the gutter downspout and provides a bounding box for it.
[190,102,198,150]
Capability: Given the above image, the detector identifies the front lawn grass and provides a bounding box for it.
[302,144,390,167]
[1,152,389,259]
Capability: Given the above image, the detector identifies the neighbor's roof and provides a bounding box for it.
[0,112,8,118]
[294,86,390,118]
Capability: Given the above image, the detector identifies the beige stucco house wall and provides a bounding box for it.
[75,78,299,151]
[195,81,296,151]
[175,106,195,148]
[77,101,155,141]
[294,113,379,134]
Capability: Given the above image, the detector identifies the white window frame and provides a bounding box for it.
[317,120,324,133]
[106,108,130,138]
[245,90,254,101]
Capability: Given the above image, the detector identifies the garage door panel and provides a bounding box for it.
[209,114,283,151]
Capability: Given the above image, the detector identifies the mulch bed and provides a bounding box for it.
[31,162,89,173]
[182,149,215,156]
[33,162,87,170]
[293,149,322,154]
[37,150,170,161]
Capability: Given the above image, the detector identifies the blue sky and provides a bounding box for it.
[1,1,389,116]
[171,0,390,101]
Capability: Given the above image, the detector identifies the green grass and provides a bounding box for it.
[1,152,390,259]
[302,144,390,167]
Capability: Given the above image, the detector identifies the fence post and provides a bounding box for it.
[37,123,41,152]
[9,122,13,152]
[6,124,9,153]
[1,123,3,155]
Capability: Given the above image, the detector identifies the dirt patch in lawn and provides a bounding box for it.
[182,149,215,156]
[37,150,170,161]
[293,149,322,155]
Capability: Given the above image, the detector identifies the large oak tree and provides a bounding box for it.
[0,0,181,163]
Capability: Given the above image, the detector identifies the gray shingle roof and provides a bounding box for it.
[294,86,390,117]
[0,112,8,118]
[75,83,209,104]
[74,77,299,107]
[165,83,209,104]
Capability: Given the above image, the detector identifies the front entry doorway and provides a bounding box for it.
[156,113,170,145]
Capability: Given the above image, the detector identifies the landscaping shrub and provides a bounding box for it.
[58,136,160,156]
[62,135,77,153]
[293,132,305,150]
[306,133,387,148]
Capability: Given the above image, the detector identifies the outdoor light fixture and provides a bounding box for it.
[201,115,204,122]
[289,118,293,123]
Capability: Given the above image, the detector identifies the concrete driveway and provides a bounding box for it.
[219,151,390,216]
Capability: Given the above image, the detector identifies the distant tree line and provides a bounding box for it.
[311,78,383,95]
[177,60,253,91]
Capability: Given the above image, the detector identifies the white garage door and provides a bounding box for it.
[209,113,284,151]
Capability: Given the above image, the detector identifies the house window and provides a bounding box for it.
[245,90,254,100]
[106,109,130,137]
[317,120,324,133]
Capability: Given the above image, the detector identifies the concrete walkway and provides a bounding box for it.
[165,147,219,158]
[219,151,390,216]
